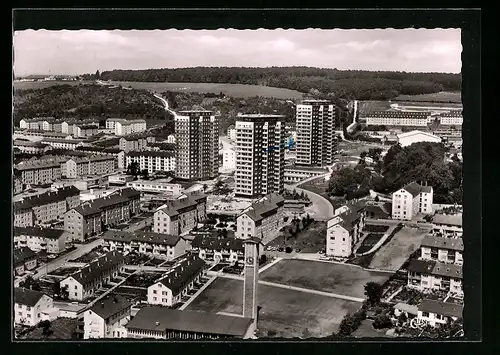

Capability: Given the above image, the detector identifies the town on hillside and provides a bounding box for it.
[13,28,465,341]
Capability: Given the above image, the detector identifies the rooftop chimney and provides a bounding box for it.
[155,321,160,326]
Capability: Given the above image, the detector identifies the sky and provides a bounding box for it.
[13,29,461,76]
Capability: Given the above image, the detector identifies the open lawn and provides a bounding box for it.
[358,100,391,115]
[392,91,462,103]
[352,319,392,338]
[260,259,391,299]
[369,226,428,271]
[187,277,362,338]
[356,233,385,254]
[267,221,327,253]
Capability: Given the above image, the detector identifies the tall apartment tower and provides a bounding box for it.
[295,99,337,167]
[174,110,219,180]
[234,114,286,198]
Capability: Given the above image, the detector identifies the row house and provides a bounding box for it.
[14,186,80,227]
[432,213,463,237]
[326,202,366,258]
[125,151,176,174]
[14,247,38,276]
[115,119,147,136]
[420,235,463,266]
[61,156,116,178]
[64,187,141,241]
[119,135,149,152]
[14,226,67,254]
[83,296,132,339]
[13,140,51,154]
[15,158,66,185]
[284,165,329,184]
[19,117,56,131]
[60,251,125,301]
[62,119,100,135]
[147,254,206,307]
[126,307,254,340]
[102,230,189,260]
[14,288,55,327]
[75,146,126,169]
[153,192,207,236]
[417,298,463,328]
[363,111,431,127]
[190,234,263,264]
[40,137,85,150]
[407,259,463,296]
[75,124,99,138]
[236,193,285,244]
[125,179,183,196]
[392,181,434,220]
[437,111,463,126]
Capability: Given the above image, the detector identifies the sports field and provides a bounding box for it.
[260,259,391,299]
[369,226,428,271]
[187,277,362,338]
[14,80,305,99]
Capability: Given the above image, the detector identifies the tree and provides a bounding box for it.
[126,162,140,176]
[38,320,53,337]
[373,314,392,329]
[364,281,383,305]
[140,169,149,179]
[19,276,42,291]
[95,70,100,79]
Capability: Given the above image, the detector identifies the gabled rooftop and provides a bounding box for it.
[88,295,132,320]
[102,230,182,246]
[418,298,463,319]
[65,250,125,286]
[14,287,48,307]
[421,235,464,252]
[14,226,66,239]
[241,193,285,223]
[155,254,205,295]
[14,186,80,210]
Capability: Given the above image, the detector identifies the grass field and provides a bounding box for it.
[352,319,392,338]
[368,226,428,271]
[266,221,327,253]
[356,233,385,254]
[260,259,391,299]
[187,277,362,338]
[392,91,462,103]
[357,100,391,115]
[14,80,305,99]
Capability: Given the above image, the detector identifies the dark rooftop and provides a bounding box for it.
[407,259,436,274]
[65,250,125,286]
[14,226,66,240]
[14,186,80,210]
[127,151,175,158]
[421,235,464,252]
[418,298,463,319]
[431,262,463,280]
[14,287,47,307]
[155,254,205,295]
[242,193,285,223]
[126,307,252,337]
[14,247,38,265]
[102,230,182,246]
[89,295,132,320]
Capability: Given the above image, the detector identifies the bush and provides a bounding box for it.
[285,246,293,253]
[373,315,393,329]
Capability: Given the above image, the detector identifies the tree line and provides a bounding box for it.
[85,67,461,101]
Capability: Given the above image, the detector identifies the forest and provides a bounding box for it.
[84,67,461,101]
[13,84,167,126]
[328,142,463,204]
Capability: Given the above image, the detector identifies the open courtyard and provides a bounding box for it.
[368,226,428,271]
[186,277,362,338]
[259,259,391,299]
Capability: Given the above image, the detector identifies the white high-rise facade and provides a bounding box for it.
[295,99,336,167]
[235,114,285,198]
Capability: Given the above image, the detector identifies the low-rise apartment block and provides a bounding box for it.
[61,156,116,178]
[153,192,207,235]
[14,247,38,276]
[14,140,51,154]
[119,135,149,152]
[392,181,433,220]
[420,235,463,266]
[432,213,463,237]
[284,165,329,184]
[126,179,183,196]
[326,202,366,258]
[102,230,190,260]
[407,259,463,296]
[74,124,99,138]
[14,186,81,227]
[14,226,67,254]
[19,117,56,131]
[40,137,85,150]
[363,111,430,127]
[83,296,132,339]
[147,254,205,307]
[417,298,463,328]
[114,119,147,136]
[437,111,463,126]
[125,151,176,174]
[14,288,54,327]
[227,125,237,141]
[235,193,285,244]
[60,251,125,301]
[15,158,66,185]
[191,235,263,264]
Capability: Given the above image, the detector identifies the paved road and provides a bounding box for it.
[15,239,104,287]
[153,93,177,116]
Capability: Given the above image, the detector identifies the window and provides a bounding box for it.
[153,297,157,301]
[27,314,31,318]
[26,306,31,311]
[74,285,77,290]
[422,312,429,317]
[153,290,157,294]
[74,292,77,297]
[18,311,22,316]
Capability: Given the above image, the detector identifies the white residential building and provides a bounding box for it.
[407,259,463,296]
[420,235,463,266]
[284,165,329,184]
[74,124,99,138]
[191,234,263,264]
[125,151,176,174]
[221,148,236,170]
[326,202,366,258]
[14,226,67,254]
[14,288,55,327]
[115,119,147,136]
[147,254,205,307]
[236,193,285,244]
[227,125,237,141]
[83,296,132,339]
[396,130,442,147]
[126,179,183,196]
[153,193,207,235]
[235,114,286,198]
[432,214,463,237]
[391,181,433,220]
[60,251,125,301]
[167,134,176,144]
[40,137,85,150]
[102,230,190,260]
[363,111,430,127]
[295,99,336,167]
[417,298,463,327]
[438,111,463,126]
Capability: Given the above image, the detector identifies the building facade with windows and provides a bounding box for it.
[114,119,147,136]
[14,247,38,276]
[438,111,463,126]
[234,114,285,198]
[432,214,463,237]
[190,234,263,264]
[326,202,366,258]
[60,251,125,301]
[295,99,336,167]
[174,110,219,180]
[14,226,67,254]
[391,181,433,220]
[153,193,207,235]
[407,259,463,296]
[83,296,132,339]
[119,135,149,152]
[15,159,66,185]
[14,288,54,327]
[125,179,183,196]
[61,156,116,178]
[125,151,176,174]
[235,193,285,244]
[147,254,205,307]
[420,235,463,266]
[40,137,85,150]
[417,298,463,327]
[13,140,51,154]
[74,124,99,138]
[363,111,430,127]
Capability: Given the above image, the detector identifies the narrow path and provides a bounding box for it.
[179,275,217,311]
[356,225,397,256]
[258,257,282,274]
